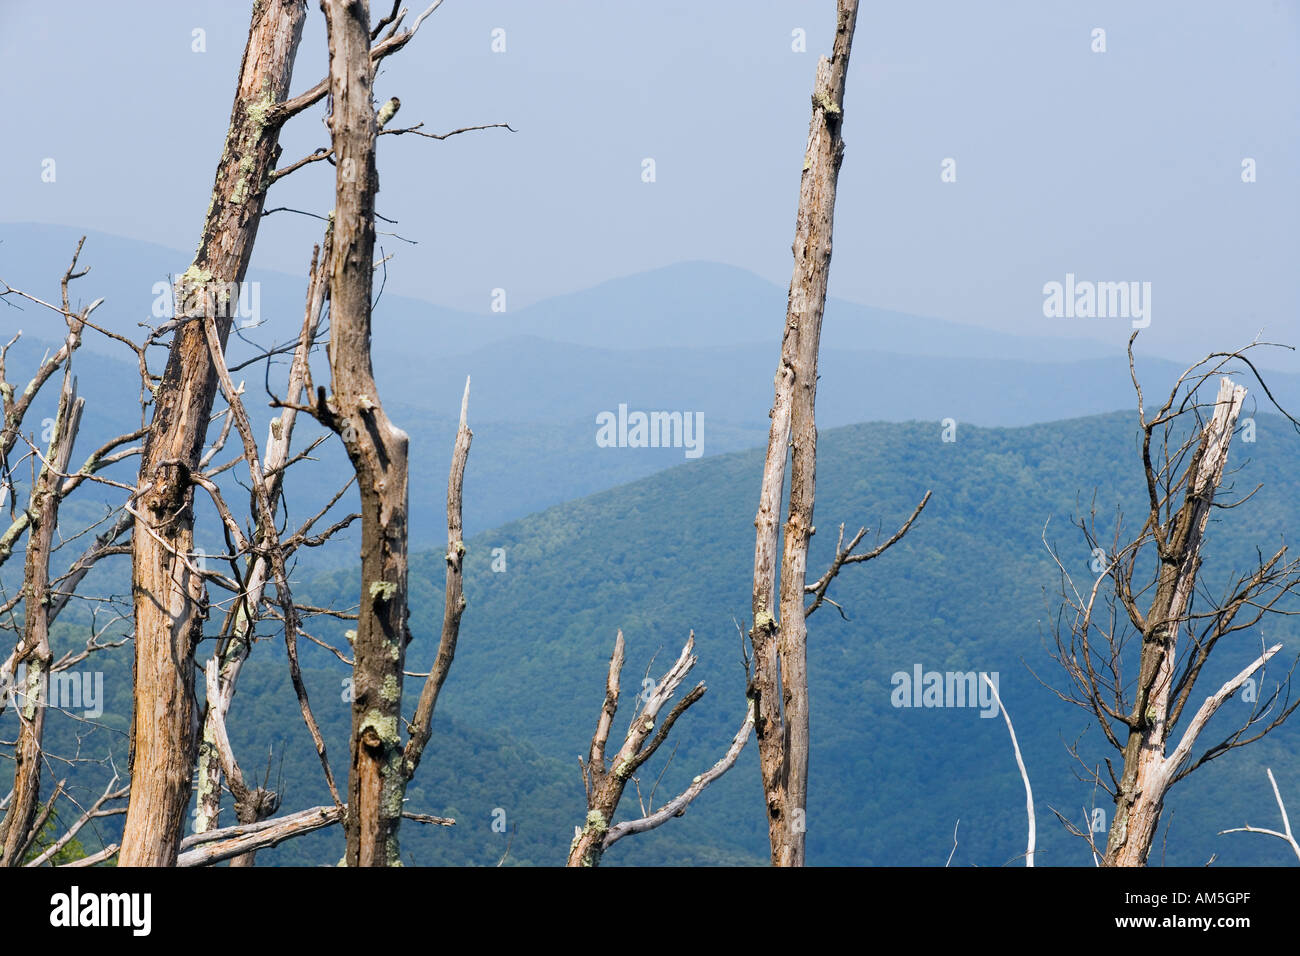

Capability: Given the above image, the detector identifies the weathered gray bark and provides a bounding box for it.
[323,0,407,867]
[175,802,453,867]
[322,0,457,865]
[568,633,696,867]
[1103,377,1248,865]
[1048,353,1300,867]
[0,249,139,867]
[0,367,82,865]
[567,632,753,867]
[120,0,308,867]
[193,243,333,864]
[749,0,858,867]
[319,0,473,867]
[400,380,472,781]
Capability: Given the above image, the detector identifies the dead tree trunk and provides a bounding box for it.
[749,0,859,867]
[1048,353,1300,867]
[120,0,308,867]
[1104,377,1247,865]
[568,631,753,867]
[0,368,83,865]
[322,0,411,866]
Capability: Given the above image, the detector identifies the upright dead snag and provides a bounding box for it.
[121,0,309,866]
[320,0,473,865]
[320,0,406,866]
[748,0,928,866]
[748,0,858,867]
[1108,377,1249,865]
[568,631,754,867]
[1045,341,1300,867]
[0,245,137,867]
[0,276,87,865]
[1105,376,1291,866]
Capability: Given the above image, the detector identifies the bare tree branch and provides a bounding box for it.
[1219,768,1300,862]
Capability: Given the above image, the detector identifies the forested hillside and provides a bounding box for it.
[30,409,1295,866]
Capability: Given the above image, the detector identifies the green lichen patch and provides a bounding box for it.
[813,90,841,115]
[359,709,399,744]
[179,264,214,285]
[21,663,44,719]
[244,88,277,132]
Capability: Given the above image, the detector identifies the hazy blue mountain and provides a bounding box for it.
[375,335,1300,433]
[2,222,1124,366]
[9,221,1300,553]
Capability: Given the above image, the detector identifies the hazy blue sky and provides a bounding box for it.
[2,1,1296,360]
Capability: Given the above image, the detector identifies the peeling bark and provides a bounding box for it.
[568,632,743,867]
[322,0,410,866]
[0,370,82,865]
[749,0,858,867]
[1103,378,1248,866]
[120,0,308,867]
